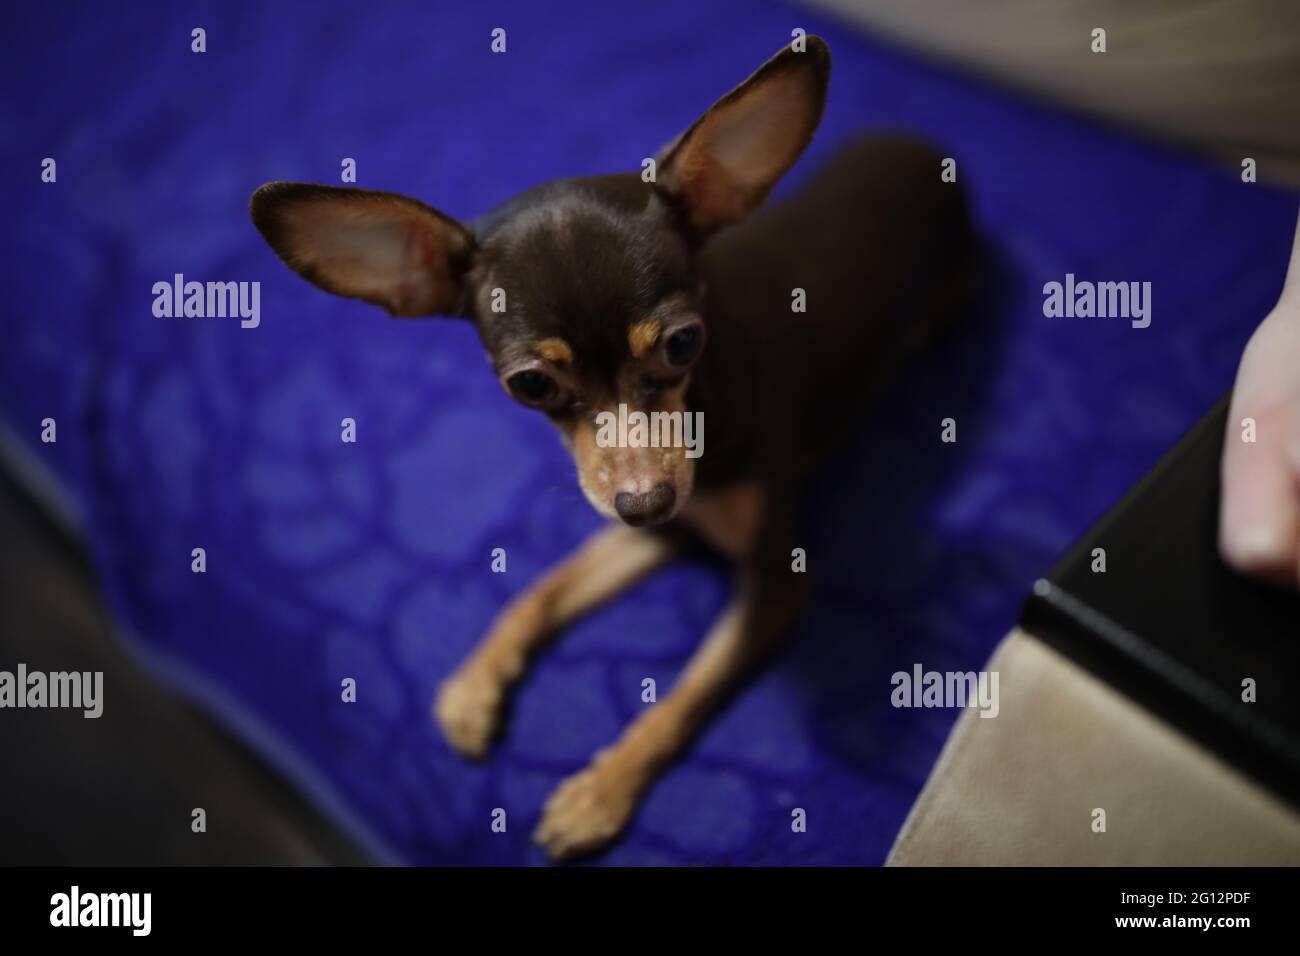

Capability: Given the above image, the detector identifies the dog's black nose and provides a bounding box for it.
[614,483,676,527]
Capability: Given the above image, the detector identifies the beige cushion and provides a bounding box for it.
[803,0,1300,188]
[888,628,1300,865]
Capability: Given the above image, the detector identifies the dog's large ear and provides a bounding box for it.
[249,183,474,317]
[656,37,830,234]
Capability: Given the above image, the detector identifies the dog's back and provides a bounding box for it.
[692,135,976,489]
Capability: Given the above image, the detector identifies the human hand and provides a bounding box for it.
[1219,212,1300,586]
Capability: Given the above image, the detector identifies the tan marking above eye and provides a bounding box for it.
[627,318,662,358]
[534,337,574,365]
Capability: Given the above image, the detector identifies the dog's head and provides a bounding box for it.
[250,38,828,526]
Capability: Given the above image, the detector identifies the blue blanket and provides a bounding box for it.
[2,0,1296,865]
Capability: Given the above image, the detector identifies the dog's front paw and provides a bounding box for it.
[534,757,642,861]
[433,666,504,759]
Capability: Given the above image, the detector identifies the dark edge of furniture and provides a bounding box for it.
[1021,394,1300,810]
[0,458,377,866]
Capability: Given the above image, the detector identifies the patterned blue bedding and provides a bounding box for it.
[1,0,1295,864]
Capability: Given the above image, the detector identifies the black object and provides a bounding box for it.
[0,463,375,866]
[1023,395,1300,809]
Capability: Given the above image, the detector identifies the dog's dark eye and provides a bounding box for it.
[506,369,558,405]
[664,324,703,368]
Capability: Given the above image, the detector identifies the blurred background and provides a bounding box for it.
[1,1,1297,865]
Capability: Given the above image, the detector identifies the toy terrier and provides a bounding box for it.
[250,36,973,860]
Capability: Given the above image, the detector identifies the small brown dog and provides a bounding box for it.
[251,36,972,859]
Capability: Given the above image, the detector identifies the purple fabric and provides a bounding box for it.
[1,1,1295,864]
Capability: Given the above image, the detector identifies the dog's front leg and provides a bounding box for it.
[533,560,808,861]
[435,523,682,757]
